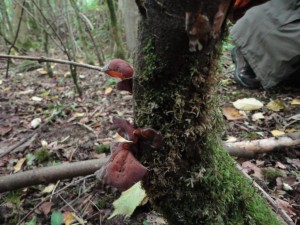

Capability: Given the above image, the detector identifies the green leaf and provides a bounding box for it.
[51,211,63,225]
[109,181,148,219]
[26,153,36,166]
[143,220,150,225]
[25,216,36,225]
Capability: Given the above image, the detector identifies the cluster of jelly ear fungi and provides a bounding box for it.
[97,59,162,191]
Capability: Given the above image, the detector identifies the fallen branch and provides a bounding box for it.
[236,164,295,225]
[0,54,104,72]
[0,157,108,193]
[224,132,300,158]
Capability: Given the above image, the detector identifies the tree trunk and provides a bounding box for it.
[134,1,282,224]
[106,0,125,59]
[119,0,139,54]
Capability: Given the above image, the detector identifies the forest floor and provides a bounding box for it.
[0,48,299,225]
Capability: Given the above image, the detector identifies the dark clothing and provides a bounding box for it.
[231,0,300,89]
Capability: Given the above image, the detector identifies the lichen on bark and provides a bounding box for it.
[133,0,283,224]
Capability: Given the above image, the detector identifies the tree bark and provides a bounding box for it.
[119,0,139,54]
[134,1,283,224]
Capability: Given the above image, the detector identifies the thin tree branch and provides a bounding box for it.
[79,12,105,65]
[0,54,104,71]
[0,158,108,193]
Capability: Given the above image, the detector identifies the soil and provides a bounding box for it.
[0,49,299,224]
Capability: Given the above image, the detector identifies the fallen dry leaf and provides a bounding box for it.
[79,117,89,124]
[288,114,300,121]
[252,112,265,121]
[290,99,300,105]
[36,68,48,75]
[14,158,26,173]
[30,118,42,129]
[276,198,296,217]
[233,98,263,111]
[113,133,132,142]
[271,130,285,137]
[286,158,300,170]
[105,87,113,95]
[282,183,293,191]
[18,89,34,95]
[225,136,238,143]
[41,184,56,193]
[222,106,247,120]
[63,212,75,225]
[0,125,12,136]
[31,96,43,102]
[241,161,264,180]
[39,201,53,216]
[266,100,285,112]
[74,112,85,117]
[275,161,287,169]
[282,176,297,186]
[285,129,299,133]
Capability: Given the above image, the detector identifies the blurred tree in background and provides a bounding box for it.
[0,0,129,64]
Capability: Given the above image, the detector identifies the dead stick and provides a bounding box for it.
[0,158,108,193]
[236,164,295,225]
[0,54,104,72]
[224,132,300,158]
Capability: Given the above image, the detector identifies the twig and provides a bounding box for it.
[5,0,26,78]
[236,164,295,225]
[0,54,103,72]
[59,194,79,214]
[75,122,98,137]
[80,13,105,65]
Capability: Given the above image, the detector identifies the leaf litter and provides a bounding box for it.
[0,46,299,224]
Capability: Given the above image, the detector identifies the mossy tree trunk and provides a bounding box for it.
[133,1,283,224]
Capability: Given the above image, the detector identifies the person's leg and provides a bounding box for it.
[231,47,260,88]
[230,1,300,89]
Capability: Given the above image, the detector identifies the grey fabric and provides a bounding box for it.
[230,0,300,89]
